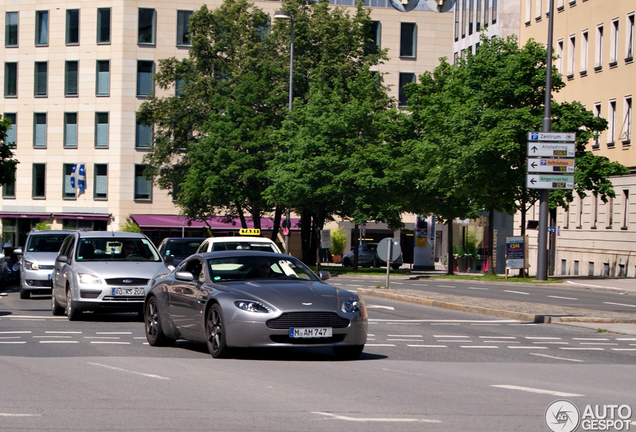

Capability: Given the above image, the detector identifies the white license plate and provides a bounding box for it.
[289,327,333,338]
[111,287,145,296]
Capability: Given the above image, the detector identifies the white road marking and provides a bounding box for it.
[46,331,82,334]
[431,323,460,326]
[0,413,41,417]
[388,334,422,337]
[39,340,79,344]
[370,319,518,323]
[366,305,395,310]
[434,335,469,338]
[504,290,529,295]
[365,344,396,347]
[578,342,618,346]
[438,340,473,343]
[0,336,21,339]
[392,282,404,285]
[491,385,583,397]
[84,337,121,340]
[407,345,447,348]
[33,335,72,339]
[534,341,569,345]
[6,315,64,320]
[438,285,456,288]
[525,337,562,340]
[572,338,609,341]
[508,346,548,349]
[611,348,636,351]
[485,341,520,344]
[604,302,636,308]
[88,362,169,380]
[413,283,428,286]
[617,338,636,341]
[90,341,130,345]
[467,287,488,290]
[530,353,584,362]
[96,332,132,335]
[0,331,31,334]
[461,345,498,349]
[388,339,424,342]
[479,336,516,339]
[560,347,604,351]
[313,411,441,423]
[0,341,26,344]
[471,323,501,326]
[548,295,578,300]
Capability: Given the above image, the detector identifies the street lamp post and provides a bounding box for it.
[275,11,294,255]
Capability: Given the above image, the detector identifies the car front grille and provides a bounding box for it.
[104,278,149,286]
[39,265,54,270]
[270,334,347,344]
[266,312,350,329]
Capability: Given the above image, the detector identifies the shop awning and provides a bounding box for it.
[0,212,52,219]
[52,213,111,221]
[130,214,299,230]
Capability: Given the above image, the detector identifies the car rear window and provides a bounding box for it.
[164,239,204,258]
[211,242,278,253]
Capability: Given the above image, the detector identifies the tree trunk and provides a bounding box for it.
[300,210,312,264]
[352,224,359,271]
[446,219,454,275]
[486,205,496,275]
[270,206,283,242]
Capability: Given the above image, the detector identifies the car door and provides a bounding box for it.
[169,257,206,340]
[52,234,75,304]
[358,244,373,266]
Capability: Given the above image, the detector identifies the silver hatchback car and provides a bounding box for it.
[51,231,170,320]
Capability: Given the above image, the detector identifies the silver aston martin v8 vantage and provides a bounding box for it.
[144,251,367,359]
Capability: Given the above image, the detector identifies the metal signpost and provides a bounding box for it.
[377,237,401,289]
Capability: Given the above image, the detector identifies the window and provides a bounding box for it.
[2,172,15,199]
[65,61,78,97]
[5,12,18,47]
[580,30,589,74]
[66,9,79,45]
[94,164,108,200]
[595,24,603,70]
[524,0,531,24]
[567,35,576,78]
[491,0,497,24]
[63,164,76,199]
[33,113,46,148]
[454,5,460,40]
[97,8,111,44]
[4,113,16,146]
[32,164,45,199]
[96,60,110,96]
[461,0,467,37]
[622,190,629,229]
[468,0,474,35]
[535,0,542,20]
[177,10,193,46]
[95,112,109,148]
[593,102,601,148]
[621,96,632,144]
[64,113,77,148]
[607,196,614,228]
[34,62,47,97]
[137,61,155,96]
[368,21,381,49]
[136,120,153,149]
[4,62,17,97]
[556,39,564,74]
[400,23,417,58]
[476,0,482,31]
[610,19,619,66]
[134,165,152,200]
[138,8,156,45]
[175,78,185,96]
[557,0,565,10]
[608,100,616,146]
[398,72,415,107]
[484,0,489,26]
[592,194,598,228]
[627,14,634,61]
[35,10,48,46]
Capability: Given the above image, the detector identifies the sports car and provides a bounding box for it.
[144,251,367,359]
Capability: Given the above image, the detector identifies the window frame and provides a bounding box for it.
[96,60,110,96]
[97,8,111,44]
[626,13,634,62]
[176,10,193,46]
[567,34,576,78]
[368,21,381,50]
[136,60,155,97]
[580,29,589,75]
[63,163,76,199]
[4,113,17,147]
[32,163,46,199]
[33,113,47,148]
[608,99,617,147]
[2,171,16,199]
[65,60,78,97]
[64,112,78,148]
[94,112,109,148]
[5,11,19,47]
[34,61,48,97]
[610,18,619,66]
[595,24,604,71]
[138,8,156,45]
[94,163,108,200]
[35,10,49,46]
[66,9,80,46]
[399,22,417,59]
[398,72,416,108]
[4,62,18,97]
[135,120,154,149]
[134,164,152,201]
[622,96,632,145]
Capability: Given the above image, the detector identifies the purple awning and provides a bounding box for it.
[130,214,299,230]
[0,212,52,219]
[52,213,111,221]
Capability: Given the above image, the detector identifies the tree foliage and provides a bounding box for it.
[0,117,19,186]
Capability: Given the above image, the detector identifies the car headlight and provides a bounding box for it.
[234,300,271,313]
[342,300,362,313]
[24,260,39,270]
[78,273,102,284]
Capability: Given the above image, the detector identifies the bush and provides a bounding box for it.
[34,222,51,230]
[120,218,141,233]
[330,227,347,256]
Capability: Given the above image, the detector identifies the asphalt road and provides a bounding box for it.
[1,287,635,432]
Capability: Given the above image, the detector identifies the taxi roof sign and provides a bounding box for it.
[239,228,260,236]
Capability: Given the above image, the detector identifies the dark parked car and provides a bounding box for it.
[144,251,368,359]
[341,242,403,270]
[156,237,205,269]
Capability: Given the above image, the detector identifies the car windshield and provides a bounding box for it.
[26,234,70,253]
[207,256,319,282]
[210,241,278,253]
[164,239,203,258]
[76,238,161,262]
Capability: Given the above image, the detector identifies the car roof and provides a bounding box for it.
[28,230,75,236]
[76,231,148,239]
[165,237,206,242]
[197,250,293,260]
[203,236,276,243]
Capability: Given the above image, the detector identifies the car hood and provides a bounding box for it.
[23,252,59,265]
[72,261,169,280]
[219,280,353,311]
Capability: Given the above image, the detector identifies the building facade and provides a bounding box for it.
[519,0,636,277]
[0,0,453,249]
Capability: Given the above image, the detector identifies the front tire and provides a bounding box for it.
[66,287,81,321]
[51,290,64,316]
[206,304,229,358]
[19,286,30,299]
[342,258,351,267]
[333,345,364,360]
[145,296,174,346]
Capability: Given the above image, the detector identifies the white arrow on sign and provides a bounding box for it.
[527,142,575,157]
[527,158,575,173]
[527,174,574,190]
[528,132,576,142]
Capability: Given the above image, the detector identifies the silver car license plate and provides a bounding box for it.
[289,327,333,338]
[111,287,145,296]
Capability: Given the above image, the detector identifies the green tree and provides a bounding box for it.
[405,35,626,274]
[0,116,19,186]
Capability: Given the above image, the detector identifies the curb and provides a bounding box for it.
[357,288,636,325]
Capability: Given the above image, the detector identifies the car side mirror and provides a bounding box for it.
[56,255,68,263]
[318,270,330,281]
[13,248,23,255]
[175,271,194,282]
